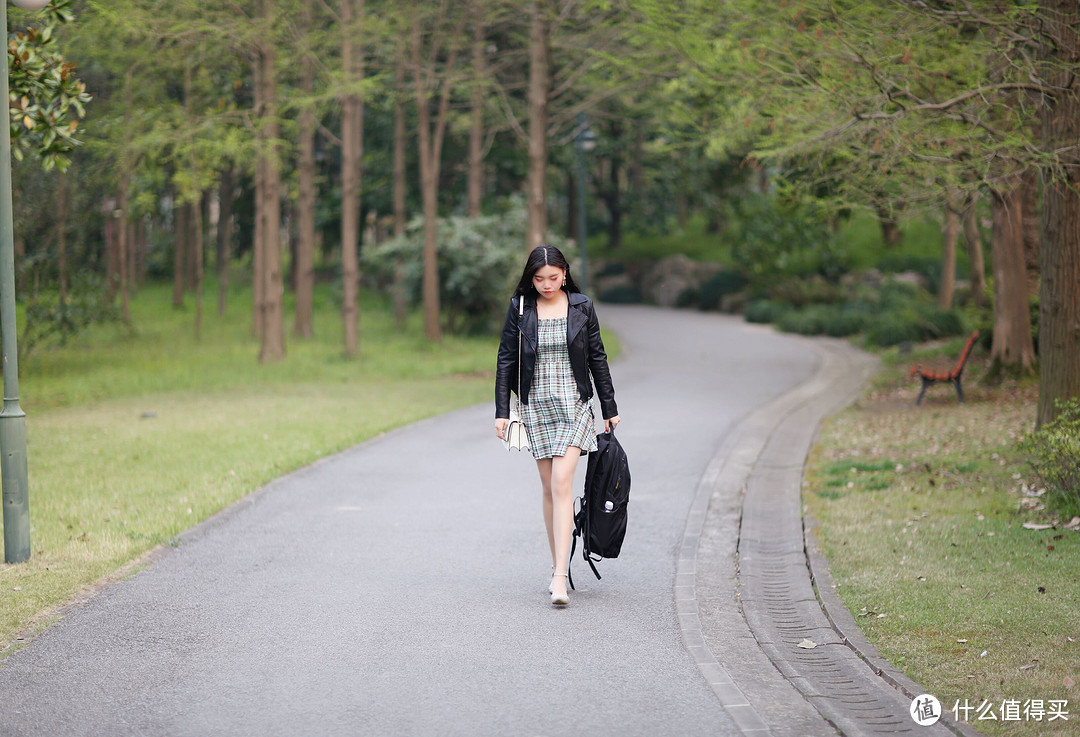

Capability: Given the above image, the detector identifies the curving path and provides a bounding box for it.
[0,305,938,737]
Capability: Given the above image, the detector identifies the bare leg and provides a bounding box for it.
[549,447,582,600]
[536,458,555,566]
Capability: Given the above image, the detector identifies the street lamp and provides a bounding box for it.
[574,113,595,293]
[2,0,50,563]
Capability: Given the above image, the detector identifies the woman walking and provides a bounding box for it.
[495,245,620,607]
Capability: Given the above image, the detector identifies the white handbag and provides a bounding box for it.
[503,297,531,452]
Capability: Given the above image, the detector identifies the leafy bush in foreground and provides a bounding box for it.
[1018,398,1080,517]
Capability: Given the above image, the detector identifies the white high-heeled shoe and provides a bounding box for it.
[550,573,569,606]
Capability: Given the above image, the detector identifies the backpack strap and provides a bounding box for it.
[569,498,602,592]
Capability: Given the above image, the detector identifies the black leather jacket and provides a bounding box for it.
[495,292,618,420]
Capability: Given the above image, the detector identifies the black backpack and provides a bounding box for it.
[569,430,631,590]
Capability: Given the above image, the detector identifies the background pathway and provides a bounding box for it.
[0,305,884,737]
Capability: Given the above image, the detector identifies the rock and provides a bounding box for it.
[641,255,722,308]
[889,270,929,290]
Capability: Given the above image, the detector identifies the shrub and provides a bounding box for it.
[697,269,748,311]
[777,307,829,336]
[768,275,845,308]
[1018,399,1080,517]
[19,274,121,359]
[877,253,946,293]
[676,286,699,309]
[731,194,849,287]
[361,199,569,333]
[920,307,965,339]
[598,285,644,304]
[867,313,923,346]
[823,309,868,337]
[744,299,788,324]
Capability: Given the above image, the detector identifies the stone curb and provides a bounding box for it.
[683,334,987,736]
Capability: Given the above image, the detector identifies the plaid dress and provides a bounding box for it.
[521,317,598,460]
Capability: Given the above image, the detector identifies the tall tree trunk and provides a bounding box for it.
[184,201,198,291]
[1037,0,1080,426]
[57,174,67,303]
[989,183,1036,374]
[116,186,130,322]
[566,168,577,241]
[217,165,234,316]
[939,195,959,310]
[173,200,186,308]
[962,192,986,307]
[602,142,623,250]
[677,157,689,230]
[467,21,485,218]
[252,53,266,339]
[185,59,203,340]
[127,221,138,295]
[391,41,408,329]
[294,0,316,339]
[630,120,645,218]
[340,0,363,356]
[411,10,462,341]
[875,204,903,247]
[525,0,549,252]
[193,192,204,340]
[105,210,117,301]
[257,0,285,363]
[1021,170,1040,297]
[393,42,407,238]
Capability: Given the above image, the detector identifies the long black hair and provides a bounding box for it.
[513,245,581,297]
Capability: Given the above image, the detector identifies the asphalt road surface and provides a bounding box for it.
[0,305,850,737]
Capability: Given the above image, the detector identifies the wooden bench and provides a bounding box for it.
[909,330,980,405]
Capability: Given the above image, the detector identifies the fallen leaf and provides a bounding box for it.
[1023,522,1054,530]
[797,638,818,649]
[1065,676,1075,688]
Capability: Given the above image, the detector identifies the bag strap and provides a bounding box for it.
[516,297,524,414]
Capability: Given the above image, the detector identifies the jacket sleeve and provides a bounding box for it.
[586,302,619,419]
[494,297,519,419]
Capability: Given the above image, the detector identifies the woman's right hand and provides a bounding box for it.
[495,417,510,441]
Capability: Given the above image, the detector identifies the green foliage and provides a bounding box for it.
[731,194,847,286]
[744,298,788,324]
[762,278,966,345]
[696,269,747,311]
[1018,399,1080,517]
[597,284,643,304]
[362,200,568,334]
[18,275,120,360]
[7,0,90,172]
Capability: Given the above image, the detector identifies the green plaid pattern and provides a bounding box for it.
[521,317,598,459]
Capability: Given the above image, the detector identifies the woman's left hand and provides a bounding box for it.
[605,415,621,433]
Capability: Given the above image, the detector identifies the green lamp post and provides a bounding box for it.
[2,0,50,564]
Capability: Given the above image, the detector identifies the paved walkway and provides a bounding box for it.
[0,306,954,737]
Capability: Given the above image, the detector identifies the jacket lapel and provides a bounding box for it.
[566,294,588,346]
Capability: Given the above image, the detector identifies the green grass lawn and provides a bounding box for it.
[1,279,498,653]
[804,347,1078,736]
